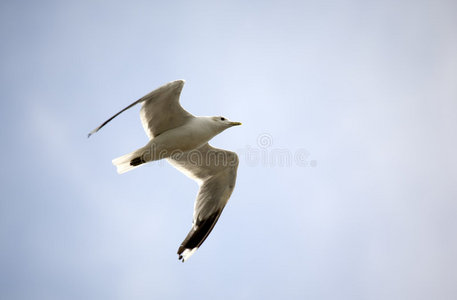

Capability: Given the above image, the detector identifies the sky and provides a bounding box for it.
[1,0,457,299]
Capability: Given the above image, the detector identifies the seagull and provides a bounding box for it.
[88,80,241,262]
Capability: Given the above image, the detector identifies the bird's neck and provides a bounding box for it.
[194,117,222,136]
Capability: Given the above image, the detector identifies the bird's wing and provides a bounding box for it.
[139,80,194,139]
[88,80,194,138]
[167,143,239,262]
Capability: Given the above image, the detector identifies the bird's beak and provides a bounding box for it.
[230,121,242,126]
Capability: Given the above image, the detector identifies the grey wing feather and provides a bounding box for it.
[168,144,239,261]
[139,80,194,138]
[88,80,193,138]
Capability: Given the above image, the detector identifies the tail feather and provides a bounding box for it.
[112,146,148,174]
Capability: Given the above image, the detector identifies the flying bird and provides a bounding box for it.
[88,80,241,262]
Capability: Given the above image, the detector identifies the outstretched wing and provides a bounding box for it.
[139,80,194,139]
[167,143,239,262]
[88,80,194,138]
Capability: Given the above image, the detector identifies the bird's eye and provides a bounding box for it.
[220,117,225,121]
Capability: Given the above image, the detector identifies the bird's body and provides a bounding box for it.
[89,80,241,262]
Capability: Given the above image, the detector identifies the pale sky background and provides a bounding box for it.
[1,0,457,299]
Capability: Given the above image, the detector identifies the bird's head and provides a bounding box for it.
[211,116,242,131]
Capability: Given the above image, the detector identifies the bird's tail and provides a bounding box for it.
[112,145,149,174]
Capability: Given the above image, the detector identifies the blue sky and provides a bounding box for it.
[1,0,457,299]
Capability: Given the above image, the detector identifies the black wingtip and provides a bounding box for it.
[176,211,222,261]
[130,157,145,166]
[87,128,98,138]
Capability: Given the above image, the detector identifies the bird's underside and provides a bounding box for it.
[88,80,240,262]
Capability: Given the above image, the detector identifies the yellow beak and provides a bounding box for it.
[230,121,242,126]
